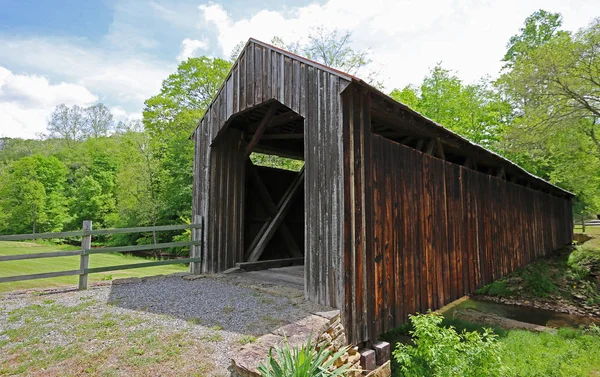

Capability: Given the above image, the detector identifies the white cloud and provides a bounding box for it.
[0,66,98,139]
[110,105,142,124]
[177,38,209,61]
[0,37,174,111]
[199,0,600,91]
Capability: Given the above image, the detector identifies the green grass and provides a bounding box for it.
[384,318,600,377]
[0,299,214,375]
[0,241,189,293]
[500,327,600,376]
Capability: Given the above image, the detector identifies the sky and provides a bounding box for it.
[0,0,598,139]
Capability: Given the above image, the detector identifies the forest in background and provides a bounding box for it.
[0,10,598,254]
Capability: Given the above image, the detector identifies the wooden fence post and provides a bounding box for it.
[79,220,92,290]
[191,215,202,274]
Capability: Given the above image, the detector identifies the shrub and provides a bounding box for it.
[568,246,600,280]
[476,279,513,297]
[392,313,503,377]
[521,266,557,297]
[257,334,351,377]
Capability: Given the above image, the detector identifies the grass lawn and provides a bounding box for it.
[0,241,189,293]
[0,296,214,376]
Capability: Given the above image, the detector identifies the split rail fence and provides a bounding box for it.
[0,216,203,289]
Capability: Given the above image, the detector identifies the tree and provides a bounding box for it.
[499,13,600,215]
[390,64,511,149]
[85,103,114,137]
[142,57,231,229]
[0,155,69,234]
[270,26,378,84]
[47,104,87,145]
[115,119,161,245]
[503,10,564,66]
[303,26,371,76]
[143,57,232,140]
[47,103,115,143]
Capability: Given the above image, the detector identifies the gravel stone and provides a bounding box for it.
[0,273,331,375]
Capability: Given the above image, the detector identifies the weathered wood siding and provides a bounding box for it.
[192,40,351,309]
[342,87,574,344]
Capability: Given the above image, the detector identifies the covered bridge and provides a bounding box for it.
[191,38,574,345]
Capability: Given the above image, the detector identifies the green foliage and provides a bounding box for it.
[390,65,511,149]
[498,13,600,214]
[519,263,557,298]
[503,10,564,65]
[0,155,70,234]
[143,56,231,140]
[257,334,351,377]
[475,279,514,297]
[392,313,503,377]
[142,56,231,235]
[568,245,600,280]
[250,153,304,172]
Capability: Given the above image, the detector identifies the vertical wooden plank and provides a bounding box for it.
[262,45,269,102]
[246,42,254,109]
[299,63,307,116]
[445,164,459,301]
[279,53,285,103]
[402,146,416,319]
[331,75,344,311]
[436,158,449,307]
[386,142,395,331]
[362,91,374,341]
[284,57,293,108]
[233,65,239,114]
[271,50,278,100]
[226,76,234,120]
[293,60,301,113]
[355,88,367,343]
[342,88,354,343]
[254,44,262,105]
[392,143,404,325]
[239,51,246,111]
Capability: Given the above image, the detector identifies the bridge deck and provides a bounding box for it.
[234,265,304,291]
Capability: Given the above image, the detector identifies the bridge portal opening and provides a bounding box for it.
[225,100,305,270]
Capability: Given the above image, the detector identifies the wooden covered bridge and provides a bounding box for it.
[191,38,574,345]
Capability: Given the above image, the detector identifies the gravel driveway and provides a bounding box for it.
[0,272,329,376]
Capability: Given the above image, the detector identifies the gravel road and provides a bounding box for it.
[0,272,329,376]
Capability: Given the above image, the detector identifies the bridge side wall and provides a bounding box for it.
[342,86,574,344]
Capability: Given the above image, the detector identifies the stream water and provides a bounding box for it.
[443,298,600,329]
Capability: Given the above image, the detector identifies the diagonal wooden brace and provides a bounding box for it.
[244,102,278,159]
[247,163,302,258]
[246,167,305,262]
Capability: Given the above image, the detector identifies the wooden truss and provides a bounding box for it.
[243,102,305,263]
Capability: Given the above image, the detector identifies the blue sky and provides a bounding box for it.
[1,0,599,139]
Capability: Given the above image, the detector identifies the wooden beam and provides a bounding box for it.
[497,167,506,180]
[246,167,305,262]
[401,136,414,144]
[253,133,304,140]
[236,257,303,272]
[245,103,278,159]
[415,139,424,151]
[247,163,302,258]
[425,139,436,155]
[436,138,445,160]
[251,144,304,160]
[246,111,302,133]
